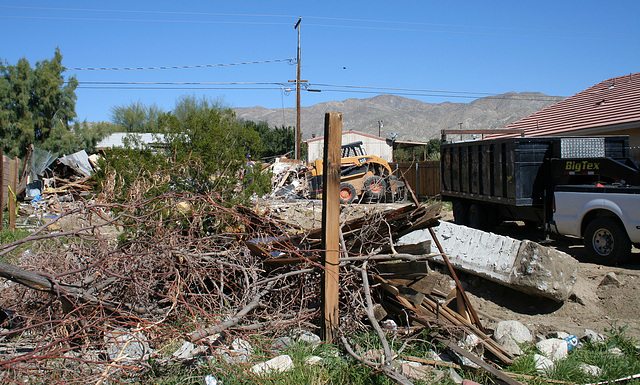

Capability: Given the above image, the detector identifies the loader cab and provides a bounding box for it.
[341,141,367,158]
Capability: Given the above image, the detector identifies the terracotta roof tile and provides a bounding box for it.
[488,72,640,138]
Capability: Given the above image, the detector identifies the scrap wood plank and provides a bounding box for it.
[300,202,439,249]
[393,292,514,365]
[397,294,459,328]
[420,296,515,364]
[409,274,438,296]
[377,260,429,278]
[404,355,462,369]
[54,176,92,188]
[377,240,431,256]
[373,275,400,295]
[436,337,523,385]
[393,295,439,329]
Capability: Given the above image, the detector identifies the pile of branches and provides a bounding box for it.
[2,181,412,382]
[3,156,498,384]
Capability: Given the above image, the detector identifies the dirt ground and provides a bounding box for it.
[464,217,640,341]
[268,199,640,341]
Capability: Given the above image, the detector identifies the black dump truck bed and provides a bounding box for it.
[441,136,629,206]
[440,135,633,225]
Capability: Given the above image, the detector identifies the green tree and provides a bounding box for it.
[243,120,295,159]
[41,121,118,155]
[97,96,271,202]
[109,101,164,133]
[0,48,78,157]
[393,138,441,162]
[160,96,267,196]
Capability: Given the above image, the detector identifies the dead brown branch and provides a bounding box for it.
[0,172,515,384]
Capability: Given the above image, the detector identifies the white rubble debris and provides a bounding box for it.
[579,363,603,377]
[536,338,569,361]
[534,353,555,375]
[493,320,533,356]
[104,328,153,363]
[251,354,295,375]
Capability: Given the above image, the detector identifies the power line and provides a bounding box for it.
[0,15,291,26]
[2,6,637,40]
[76,86,280,91]
[313,83,498,96]
[78,81,284,85]
[67,58,294,71]
[73,80,565,101]
[2,5,637,39]
[313,88,564,101]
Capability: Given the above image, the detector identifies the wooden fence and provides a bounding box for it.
[1,153,9,211]
[1,153,21,231]
[389,161,441,200]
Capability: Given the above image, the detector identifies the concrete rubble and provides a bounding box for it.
[104,328,153,363]
[399,221,579,302]
[536,338,569,361]
[493,320,533,356]
[250,354,295,375]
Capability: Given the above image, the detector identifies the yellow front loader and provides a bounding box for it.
[306,141,406,204]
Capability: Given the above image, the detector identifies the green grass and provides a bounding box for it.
[506,325,640,385]
[0,227,31,262]
[138,338,399,385]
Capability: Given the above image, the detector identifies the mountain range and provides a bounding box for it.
[233,92,564,142]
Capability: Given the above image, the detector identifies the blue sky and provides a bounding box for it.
[2,1,639,123]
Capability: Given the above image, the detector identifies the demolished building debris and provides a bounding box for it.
[0,176,589,384]
[0,143,633,384]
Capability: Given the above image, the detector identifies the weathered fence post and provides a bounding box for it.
[8,156,18,231]
[0,148,4,231]
[322,112,342,342]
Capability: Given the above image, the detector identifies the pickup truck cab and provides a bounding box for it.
[552,184,640,264]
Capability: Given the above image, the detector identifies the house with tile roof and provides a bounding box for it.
[488,72,640,159]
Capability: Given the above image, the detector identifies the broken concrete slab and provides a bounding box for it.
[399,221,578,302]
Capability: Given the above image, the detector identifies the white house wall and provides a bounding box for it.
[307,132,393,162]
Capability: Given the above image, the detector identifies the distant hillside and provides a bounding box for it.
[233,92,564,142]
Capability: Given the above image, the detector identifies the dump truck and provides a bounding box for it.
[307,141,407,204]
[440,135,640,264]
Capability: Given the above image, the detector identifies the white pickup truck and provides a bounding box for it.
[552,184,640,265]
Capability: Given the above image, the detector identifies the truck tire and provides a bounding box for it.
[364,176,387,201]
[339,182,357,204]
[584,217,631,265]
[452,201,469,226]
[468,204,487,230]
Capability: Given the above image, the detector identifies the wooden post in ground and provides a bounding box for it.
[0,148,4,231]
[8,156,17,231]
[321,112,342,342]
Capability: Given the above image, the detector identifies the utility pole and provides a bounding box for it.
[295,17,302,160]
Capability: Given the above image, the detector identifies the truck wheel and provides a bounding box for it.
[584,217,631,265]
[364,176,387,200]
[452,201,469,226]
[468,204,487,230]
[339,182,357,204]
